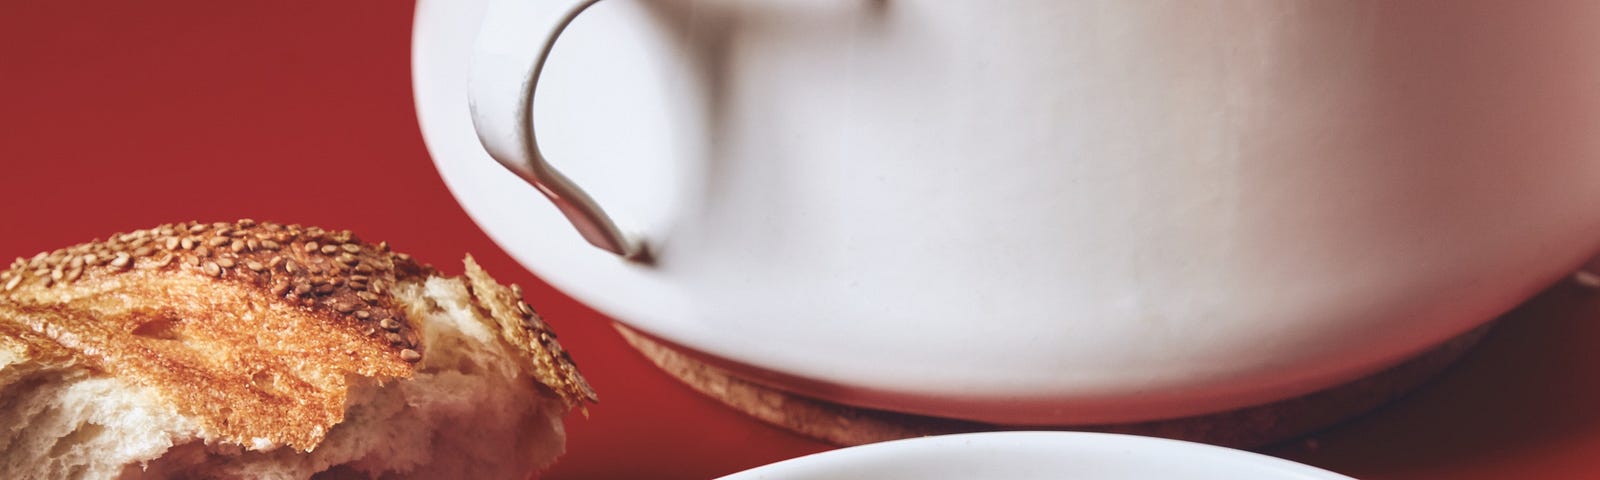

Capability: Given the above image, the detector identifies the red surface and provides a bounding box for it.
[3,2,1599,479]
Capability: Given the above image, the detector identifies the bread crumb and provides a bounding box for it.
[1571,270,1600,289]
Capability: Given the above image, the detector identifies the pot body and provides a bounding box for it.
[416,0,1600,424]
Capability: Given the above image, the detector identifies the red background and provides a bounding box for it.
[4,2,1600,479]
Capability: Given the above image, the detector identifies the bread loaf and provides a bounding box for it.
[0,220,596,479]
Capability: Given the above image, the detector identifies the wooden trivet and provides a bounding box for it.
[616,323,1490,449]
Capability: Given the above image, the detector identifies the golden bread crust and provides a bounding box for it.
[0,220,594,452]
[462,255,597,407]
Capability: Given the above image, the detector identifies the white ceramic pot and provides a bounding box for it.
[415,0,1600,424]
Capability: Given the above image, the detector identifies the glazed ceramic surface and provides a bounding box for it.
[715,432,1353,480]
[415,0,1600,424]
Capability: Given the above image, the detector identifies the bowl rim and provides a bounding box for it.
[716,431,1353,480]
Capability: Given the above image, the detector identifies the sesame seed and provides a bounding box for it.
[110,253,132,270]
[385,332,405,345]
[379,317,401,330]
[511,284,524,297]
[6,223,430,330]
[517,301,535,316]
[399,349,422,363]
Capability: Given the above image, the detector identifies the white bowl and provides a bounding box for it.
[717,432,1352,480]
[415,0,1600,425]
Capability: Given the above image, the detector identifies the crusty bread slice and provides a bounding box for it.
[0,220,596,479]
